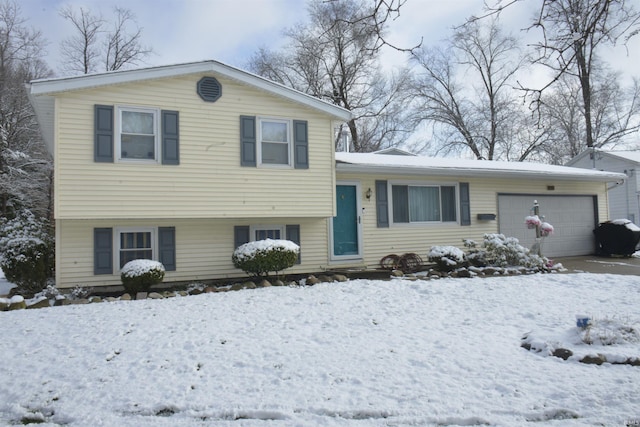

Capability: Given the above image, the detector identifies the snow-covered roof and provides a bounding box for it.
[336,152,626,182]
[28,60,353,155]
[566,149,640,166]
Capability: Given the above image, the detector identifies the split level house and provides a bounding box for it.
[28,60,626,289]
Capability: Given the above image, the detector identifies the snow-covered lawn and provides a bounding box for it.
[1,273,639,426]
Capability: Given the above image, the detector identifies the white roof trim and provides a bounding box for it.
[28,60,352,121]
[336,152,626,182]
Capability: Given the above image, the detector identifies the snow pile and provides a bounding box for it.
[232,239,299,262]
[120,259,165,278]
[0,273,639,426]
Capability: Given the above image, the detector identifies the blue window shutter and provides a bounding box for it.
[460,182,471,226]
[158,227,176,271]
[94,105,114,162]
[286,224,301,264]
[293,120,308,169]
[234,225,250,248]
[240,116,256,167]
[94,228,113,275]
[161,110,179,165]
[375,180,389,228]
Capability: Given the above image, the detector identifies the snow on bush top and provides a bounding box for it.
[233,239,300,261]
[428,246,465,264]
[121,259,165,278]
[611,219,640,231]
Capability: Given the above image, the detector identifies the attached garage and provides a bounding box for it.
[498,194,598,257]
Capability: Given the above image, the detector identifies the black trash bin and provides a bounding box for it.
[593,220,640,256]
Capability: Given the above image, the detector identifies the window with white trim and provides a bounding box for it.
[258,118,291,166]
[250,225,284,241]
[391,184,457,223]
[117,106,159,162]
[116,228,156,269]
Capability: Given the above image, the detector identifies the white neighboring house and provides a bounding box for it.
[567,150,640,223]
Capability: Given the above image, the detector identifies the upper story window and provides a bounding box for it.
[258,118,291,166]
[391,183,457,224]
[117,106,159,162]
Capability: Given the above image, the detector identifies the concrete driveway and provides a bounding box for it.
[555,255,640,275]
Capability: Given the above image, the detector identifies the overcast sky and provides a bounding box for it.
[22,0,639,83]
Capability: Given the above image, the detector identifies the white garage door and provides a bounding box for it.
[497,195,597,257]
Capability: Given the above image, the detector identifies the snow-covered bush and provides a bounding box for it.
[468,233,548,269]
[120,259,165,295]
[232,239,299,278]
[0,210,54,297]
[428,246,466,271]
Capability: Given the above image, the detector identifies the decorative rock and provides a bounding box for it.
[287,281,298,287]
[391,270,404,277]
[456,269,472,278]
[163,291,176,298]
[580,354,606,365]
[136,292,148,300]
[105,297,118,302]
[90,297,103,303]
[62,299,90,305]
[189,288,203,295]
[306,275,320,285]
[148,292,164,299]
[0,299,10,311]
[9,296,26,310]
[318,275,334,283]
[333,274,348,282]
[230,283,246,291]
[27,298,50,309]
[482,267,499,276]
[244,281,257,289]
[204,287,218,293]
[261,280,274,287]
[177,291,189,297]
[552,348,573,360]
[120,293,132,301]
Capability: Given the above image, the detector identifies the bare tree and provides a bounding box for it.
[249,0,410,152]
[60,5,152,75]
[59,6,102,74]
[105,7,153,71]
[0,0,52,219]
[410,17,533,160]
[474,0,640,152]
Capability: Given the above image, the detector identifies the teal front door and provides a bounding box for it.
[333,184,361,258]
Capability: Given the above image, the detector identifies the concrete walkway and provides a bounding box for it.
[555,255,640,276]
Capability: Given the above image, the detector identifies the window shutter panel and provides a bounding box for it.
[375,180,389,228]
[94,228,113,275]
[94,105,114,162]
[293,120,309,169]
[234,225,250,248]
[161,110,180,165]
[286,224,301,264]
[240,116,256,167]
[460,182,471,226]
[158,227,176,271]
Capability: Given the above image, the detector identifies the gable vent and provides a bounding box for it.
[197,77,222,102]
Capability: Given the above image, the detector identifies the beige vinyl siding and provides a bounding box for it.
[54,74,336,220]
[56,217,331,289]
[334,171,609,269]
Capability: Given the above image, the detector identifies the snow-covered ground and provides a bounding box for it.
[1,273,639,426]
